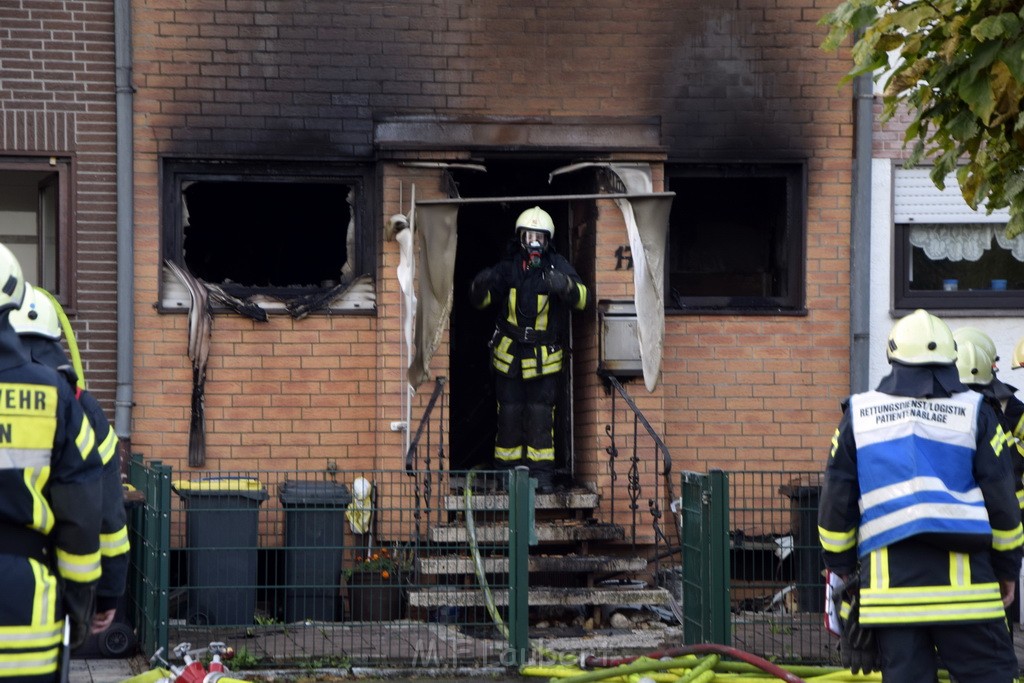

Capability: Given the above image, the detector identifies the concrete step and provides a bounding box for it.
[428,519,625,544]
[442,488,599,512]
[417,553,648,575]
[407,585,672,608]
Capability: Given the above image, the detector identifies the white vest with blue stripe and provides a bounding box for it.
[850,389,992,557]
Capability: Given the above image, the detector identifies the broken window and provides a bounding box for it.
[666,163,805,312]
[0,158,71,301]
[161,160,375,313]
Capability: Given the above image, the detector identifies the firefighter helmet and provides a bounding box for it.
[515,206,554,237]
[956,340,994,386]
[953,326,998,363]
[10,284,61,340]
[886,309,957,366]
[1012,337,1024,370]
[0,243,26,314]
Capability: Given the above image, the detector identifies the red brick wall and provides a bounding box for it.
[130,1,854,478]
[0,0,119,407]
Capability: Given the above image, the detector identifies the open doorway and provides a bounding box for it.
[447,158,592,473]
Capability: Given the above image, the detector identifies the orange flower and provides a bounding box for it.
[380,570,390,580]
[380,548,390,557]
[355,556,363,563]
[372,553,380,561]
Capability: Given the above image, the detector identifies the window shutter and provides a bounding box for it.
[894,168,1008,224]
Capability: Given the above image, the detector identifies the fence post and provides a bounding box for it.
[706,469,731,645]
[507,466,531,667]
[130,457,171,659]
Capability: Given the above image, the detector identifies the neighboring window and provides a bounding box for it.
[893,168,1023,310]
[665,163,805,312]
[161,160,374,311]
[0,158,71,301]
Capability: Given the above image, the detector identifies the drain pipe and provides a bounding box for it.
[114,0,135,451]
[850,38,873,394]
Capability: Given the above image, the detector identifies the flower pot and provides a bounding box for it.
[347,569,406,621]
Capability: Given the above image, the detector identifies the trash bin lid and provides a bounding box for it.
[173,477,269,500]
[279,480,351,506]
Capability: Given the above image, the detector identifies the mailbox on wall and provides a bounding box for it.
[598,300,642,377]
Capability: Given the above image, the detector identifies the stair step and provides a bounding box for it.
[417,554,648,575]
[443,489,599,512]
[428,520,625,544]
[408,586,672,608]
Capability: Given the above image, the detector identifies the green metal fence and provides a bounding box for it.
[128,459,528,667]
[727,470,838,666]
[678,470,730,646]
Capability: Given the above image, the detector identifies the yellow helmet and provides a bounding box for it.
[956,341,994,385]
[10,284,61,340]
[515,206,554,239]
[0,243,26,314]
[886,309,957,366]
[1011,337,1024,370]
[953,326,998,363]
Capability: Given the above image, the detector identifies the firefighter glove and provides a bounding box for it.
[62,581,96,650]
[471,268,496,298]
[544,269,573,299]
[840,593,878,675]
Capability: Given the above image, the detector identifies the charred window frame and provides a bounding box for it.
[665,162,806,314]
[0,157,73,305]
[160,159,375,312]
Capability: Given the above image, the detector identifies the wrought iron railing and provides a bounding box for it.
[404,376,447,542]
[603,375,675,566]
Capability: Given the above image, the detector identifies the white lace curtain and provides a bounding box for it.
[909,224,1024,262]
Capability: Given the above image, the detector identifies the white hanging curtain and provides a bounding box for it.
[909,224,1024,262]
[549,162,674,392]
[407,202,460,389]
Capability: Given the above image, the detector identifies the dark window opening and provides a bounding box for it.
[182,181,352,289]
[161,160,374,307]
[666,163,805,313]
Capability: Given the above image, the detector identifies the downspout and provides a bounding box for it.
[850,37,873,394]
[114,0,135,451]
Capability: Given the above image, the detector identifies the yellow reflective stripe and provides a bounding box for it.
[494,446,521,461]
[535,294,549,331]
[829,428,840,458]
[24,466,52,534]
[860,601,1006,624]
[0,622,61,650]
[872,547,889,590]
[990,425,1006,455]
[950,551,969,586]
[75,418,96,462]
[1017,488,1024,510]
[1014,413,1024,441]
[55,547,101,583]
[100,525,130,557]
[506,289,518,327]
[29,558,57,629]
[492,358,510,373]
[477,292,491,308]
[818,525,856,553]
[861,582,1002,604]
[0,646,60,675]
[527,446,555,462]
[992,522,1024,551]
[96,430,119,466]
[493,337,514,364]
[574,283,587,310]
[540,347,563,370]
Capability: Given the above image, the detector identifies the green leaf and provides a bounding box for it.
[997,38,1024,82]
[957,68,996,123]
[971,13,1021,41]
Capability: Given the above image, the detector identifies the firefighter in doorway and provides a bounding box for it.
[818,309,1022,680]
[469,206,588,493]
[0,244,102,682]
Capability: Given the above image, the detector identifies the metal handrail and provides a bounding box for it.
[605,374,676,559]
[404,376,447,473]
